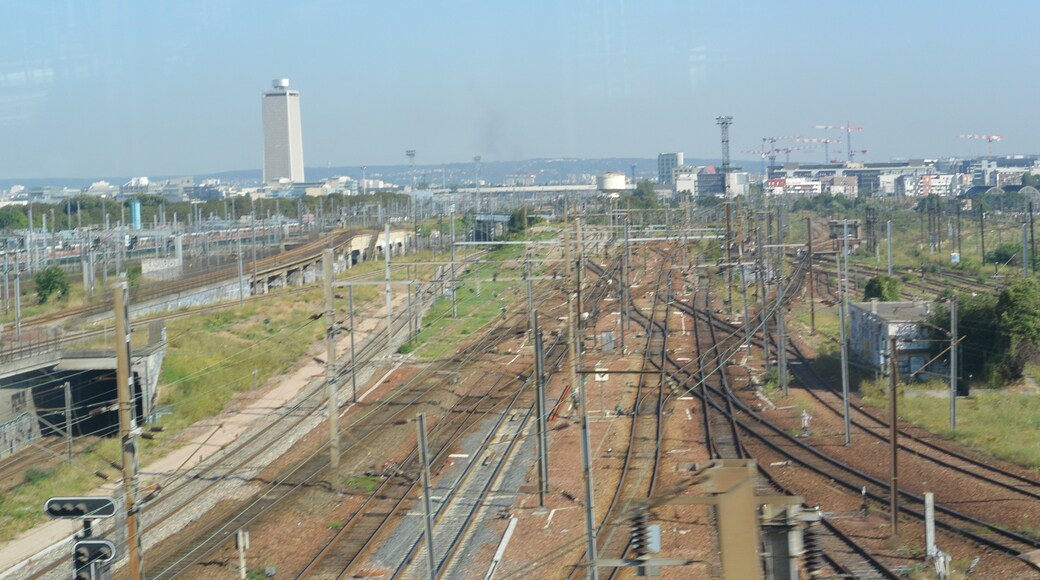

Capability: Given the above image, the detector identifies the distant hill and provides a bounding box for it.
[0,156,759,191]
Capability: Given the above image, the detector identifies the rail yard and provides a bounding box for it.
[4,205,1040,580]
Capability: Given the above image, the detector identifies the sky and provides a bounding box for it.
[0,0,1037,178]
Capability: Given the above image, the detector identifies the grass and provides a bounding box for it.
[342,474,381,493]
[0,245,454,541]
[885,384,1040,469]
[405,242,528,361]
[0,276,93,326]
[856,370,1040,470]
[21,467,53,485]
[247,566,275,580]
[0,293,329,541]
[789,298,840,342]
[155,291,327,432]
[0,437,122,539]
[792,268,1040,476]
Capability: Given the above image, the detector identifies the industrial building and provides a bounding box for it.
[262,79,306,184]
[674,166,724,198]
[848,300,938,378]
[657,152,683,185]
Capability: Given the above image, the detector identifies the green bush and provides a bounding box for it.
[23,467,53,485]
[862,275,901,301]
[33,266,70,304]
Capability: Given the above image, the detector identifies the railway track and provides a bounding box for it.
[22,248,480,579]
[686,287,900,578]
[296,369,527,579]
[145,307,526,578]
[27,298,405,579]
[674,284,1040,571]
[0,247,446,363]
[597,246,899,578]
[696,268,1040,513]
[390,334,570,579]
[811,252,994,299]
[392,253,623,579]
[711,258,1040,558]
[154,243,579,578]
[1,228,441,365]
[595,254,670,576]
[143,251,514,578]
[7,227,372,334]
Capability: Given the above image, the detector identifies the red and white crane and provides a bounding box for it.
[959,134,1002,156]
[813,121,863,162]
[744,136,800,173]
[796,137,841,163]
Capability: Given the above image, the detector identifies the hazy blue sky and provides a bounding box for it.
[0,1,1036,178]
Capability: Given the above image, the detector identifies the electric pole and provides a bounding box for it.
[348,285,357,403]
[534,311,549,508]
[417,413,436,580]
[950,296,958,433]
[889,335,899,537]
[807,217,815,335]
[838,238,851,446]
[385,222,393,348]
[114,280,143,580]
[887,219,893,276]
[980,209,986,266]
[450,208,457,318]
[323,250,340,476]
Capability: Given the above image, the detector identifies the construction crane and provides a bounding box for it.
[959,134,1003,156]
[776,146,816,164]
[813,121,863,162]
[796,137,841,163]
[849,149,868,162]
[743,136,801,175]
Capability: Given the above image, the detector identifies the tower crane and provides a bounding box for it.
[959,134,1003,156]
[796,137,841,163]
[744,136,800,174]
[813,121,863,162]
[776,146,816,164]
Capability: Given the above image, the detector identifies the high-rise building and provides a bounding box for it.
[262,78,305,183]
[658,152,683,185]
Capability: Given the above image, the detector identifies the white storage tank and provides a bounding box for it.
[597,172,627,192]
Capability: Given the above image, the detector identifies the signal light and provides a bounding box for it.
[73,540,115,564]
[44,497,116,519]
[73,539,115,580]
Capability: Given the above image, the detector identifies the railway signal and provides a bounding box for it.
[73,540,115,580]
[45,497,118,580]
[44,497,116,519]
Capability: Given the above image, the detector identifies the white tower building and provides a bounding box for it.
[262,78,305,183]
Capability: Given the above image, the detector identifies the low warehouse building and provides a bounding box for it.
[848,299,943,379]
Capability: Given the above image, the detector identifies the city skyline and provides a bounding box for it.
[0,1,1037,178]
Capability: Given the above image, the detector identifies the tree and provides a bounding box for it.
[34,266,70,304]
[930,293,1001,386]
[0,206,28,230]
[997,278,1040,353]
[507,209,527,235]
[791,192,857,214]
[931,279,1040,385]
[986,243,1021,266]
[862,275,901,301]
[626,180,658,210]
